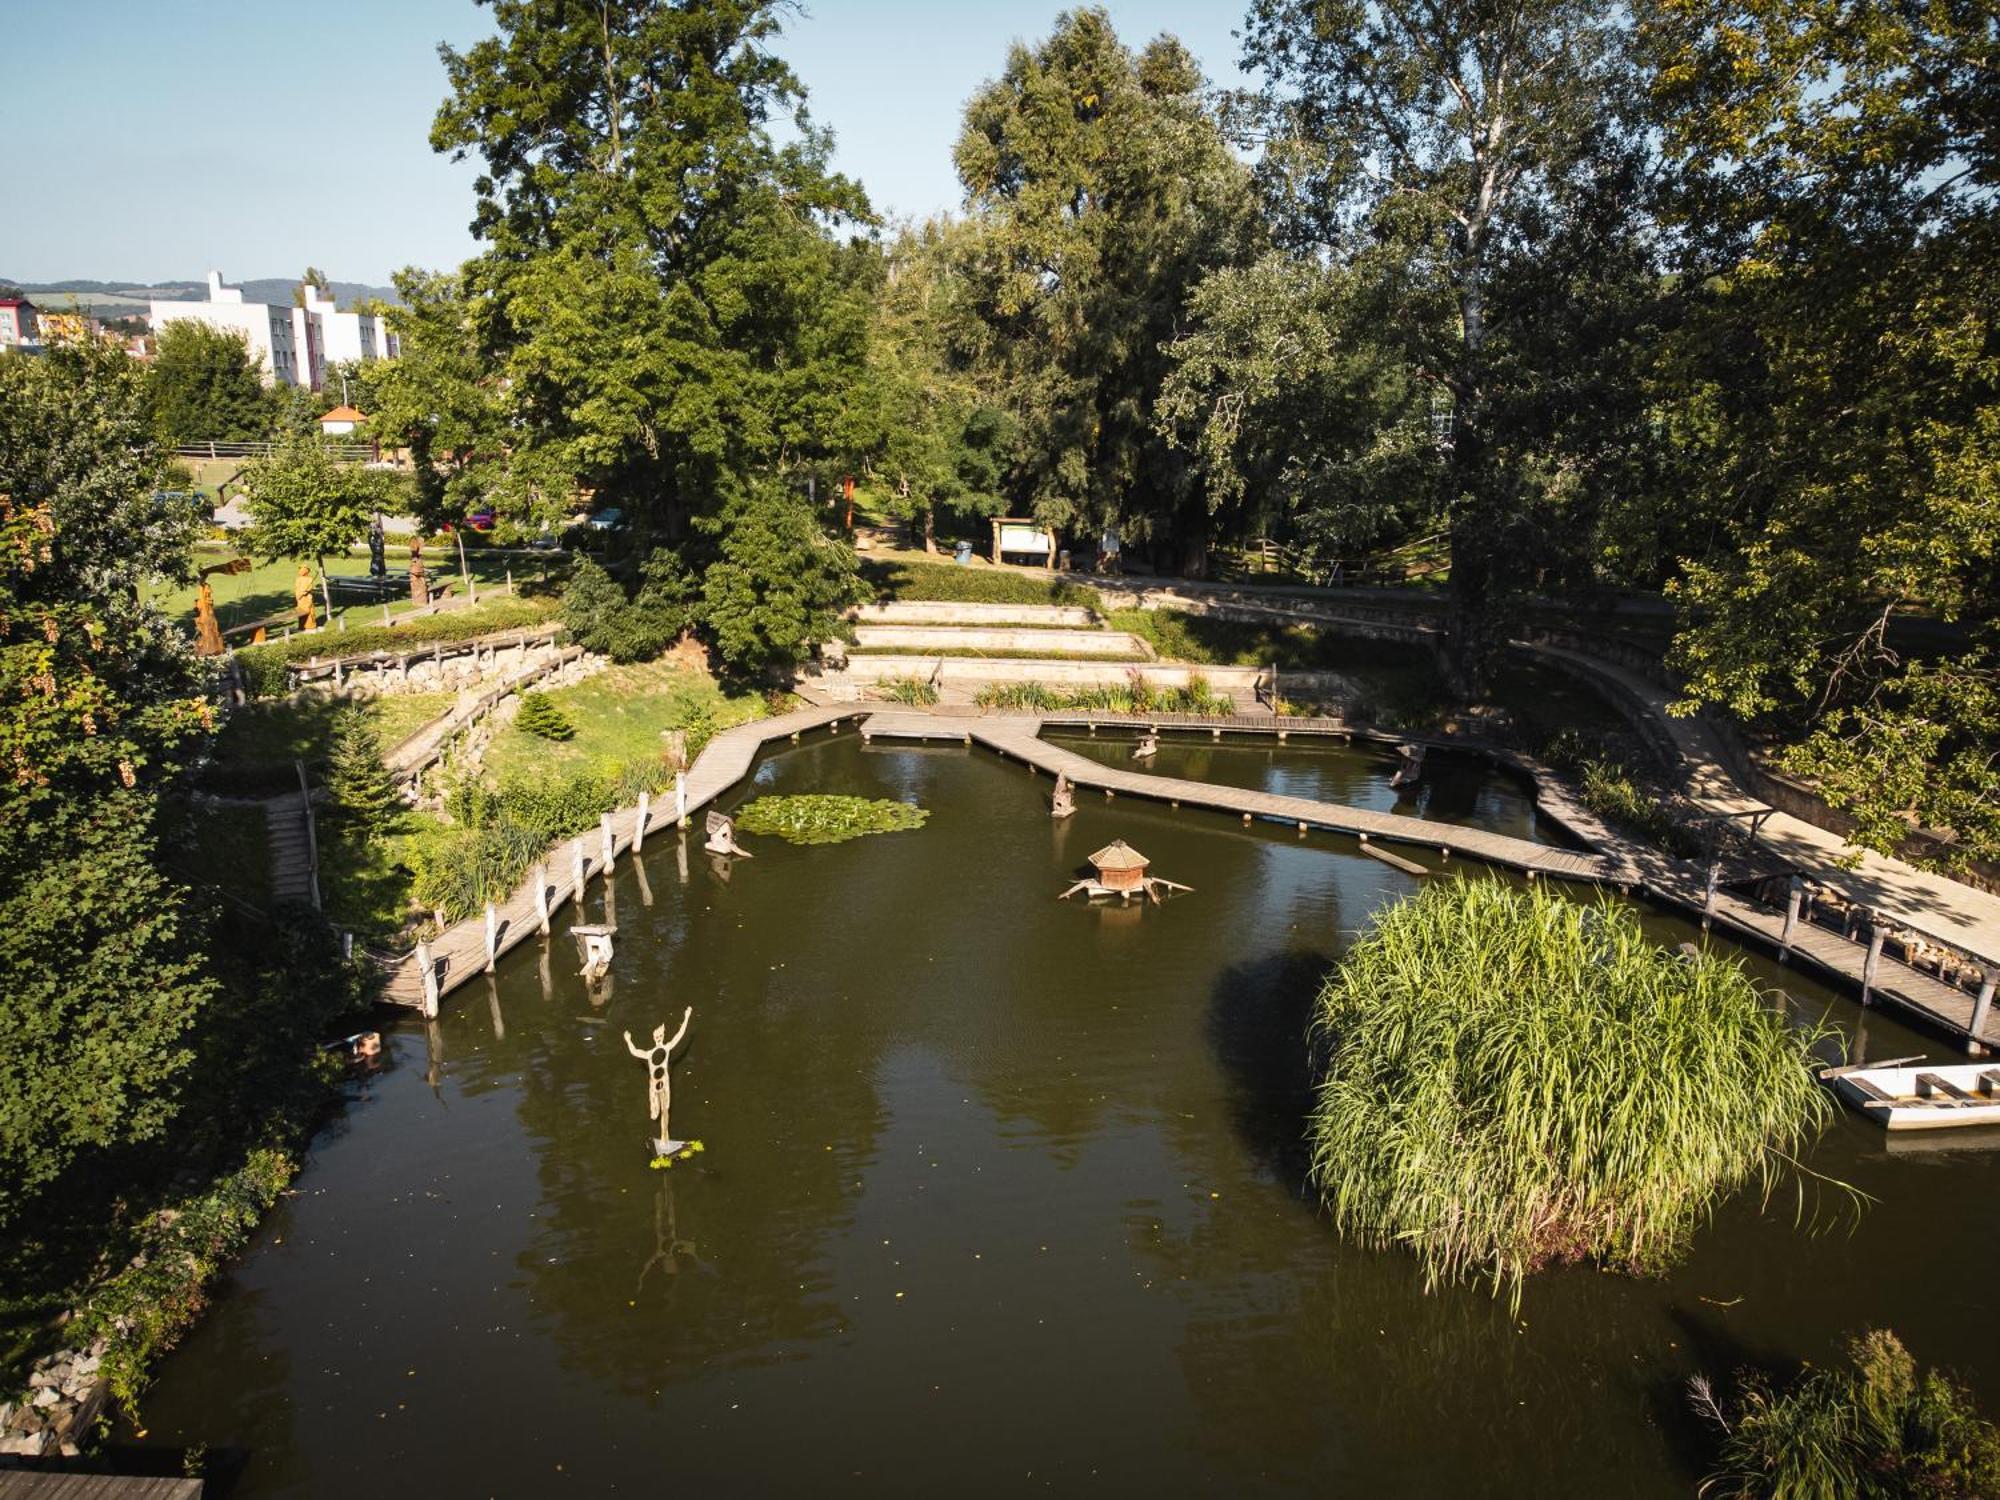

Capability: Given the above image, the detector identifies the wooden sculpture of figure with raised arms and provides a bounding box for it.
[626,1006,704,1168]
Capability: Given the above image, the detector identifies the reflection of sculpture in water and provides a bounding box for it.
[625,1006,702,1164]
[637,1179,702,1297]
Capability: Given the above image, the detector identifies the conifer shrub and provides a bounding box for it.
[514,691,575,741]
[325,706,402,835]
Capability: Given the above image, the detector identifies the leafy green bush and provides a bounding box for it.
[879,675,940,706]
[76,1147,296,1416]
[514,691,575,741]
[734,795,928,844]
[1579,758,1705,858]
[1696,1329,2000,1499]
[234,595,556,696]
[561,551,698,663]
[861,558,1101,611]
[1308,880,1838,1306]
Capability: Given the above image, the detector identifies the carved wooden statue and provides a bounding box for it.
[409,537,429,607]
[625,1006,693,1157]
[294,563,317,632]
[1051,771,1076,819]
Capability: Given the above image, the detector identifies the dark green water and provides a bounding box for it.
[1046,730,1563,845]
[124,734,1998,1496]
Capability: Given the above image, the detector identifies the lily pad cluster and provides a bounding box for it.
[733,794,928,845]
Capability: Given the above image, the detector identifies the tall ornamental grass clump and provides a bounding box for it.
[1308,879,1837,1304]
[1694,1329,2000,1499]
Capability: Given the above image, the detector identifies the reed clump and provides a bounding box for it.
[1307,879,1838,1304]
[1693,1329,2000,1499]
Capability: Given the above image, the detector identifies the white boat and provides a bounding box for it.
[1821,1059,2000,1130]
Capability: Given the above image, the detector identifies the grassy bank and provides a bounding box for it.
[411,659,771,925]
[1308,880,1838,1305]
[973,677,1235,715]
[861,557,1102,611]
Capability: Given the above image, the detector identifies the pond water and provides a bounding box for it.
[125,733,1998,1497]
[1045,730,1566,846]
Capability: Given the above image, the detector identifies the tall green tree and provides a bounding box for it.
[1243,0,1637,679]
[369,268,517,530]
[1157,253,1438,577]
[858,223,1013,552]
[148,321,273,445]
[697,477,865,679]
[951,10,1265,572]
[241,431,394,618]
[429,0,875,536]
[1642,0,2000,862]
[0,335,214,1222]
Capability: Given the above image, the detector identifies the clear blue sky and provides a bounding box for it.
[1,0,1254,287]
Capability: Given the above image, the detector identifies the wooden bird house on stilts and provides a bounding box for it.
[1050,771,1076,819]
[1058,839,1192,905]
[704,809,753,857]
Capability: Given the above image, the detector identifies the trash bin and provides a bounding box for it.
[954,540,974,565]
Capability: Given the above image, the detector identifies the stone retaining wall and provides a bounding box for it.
[829,656,1265,693]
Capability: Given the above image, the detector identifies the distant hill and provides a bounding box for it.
[0,276,400,316]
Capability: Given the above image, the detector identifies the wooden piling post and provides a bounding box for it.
[1780,876,1802,959]
[675,770,688,827]
[600,814,615,878]
[534,863,550,936]
[1861,922,1885,1007]
[571,838,586,907]
[636,791,650,851]
[417,941,439,1019]
[484,904,498,974]
[1967,970,1995,1056]
[1702,861,1720,931]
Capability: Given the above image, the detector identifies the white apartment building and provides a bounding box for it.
[302,283,398,365]
[148,271,395,390]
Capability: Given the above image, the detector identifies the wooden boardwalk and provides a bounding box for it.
[382,705,1998,1050]
[381,704,854,1007]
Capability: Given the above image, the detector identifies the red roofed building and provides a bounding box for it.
[0,297,40,352]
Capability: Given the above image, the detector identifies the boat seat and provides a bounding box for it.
[1915,1072,1978,1104]
[1843,1075,1895,1103]
[1980,1069,2000,1097]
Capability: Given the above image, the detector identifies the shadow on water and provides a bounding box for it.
[1205,950,1332,1193]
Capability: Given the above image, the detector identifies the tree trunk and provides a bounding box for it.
[923,503,937,555]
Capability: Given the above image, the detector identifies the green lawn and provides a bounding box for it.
[207,691,455,782]
[483,658,767,786]
[153,541,560,636]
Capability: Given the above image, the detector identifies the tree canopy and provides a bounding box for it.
[148,321,273,446]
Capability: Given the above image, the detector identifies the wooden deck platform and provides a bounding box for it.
[0,1476,201,1498]
[379,705,1997,1051]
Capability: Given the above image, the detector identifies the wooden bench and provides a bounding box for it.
[1916,1072,1979,1104]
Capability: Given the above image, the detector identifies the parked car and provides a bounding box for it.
[584,507,626,531]
[468,508,497,532]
